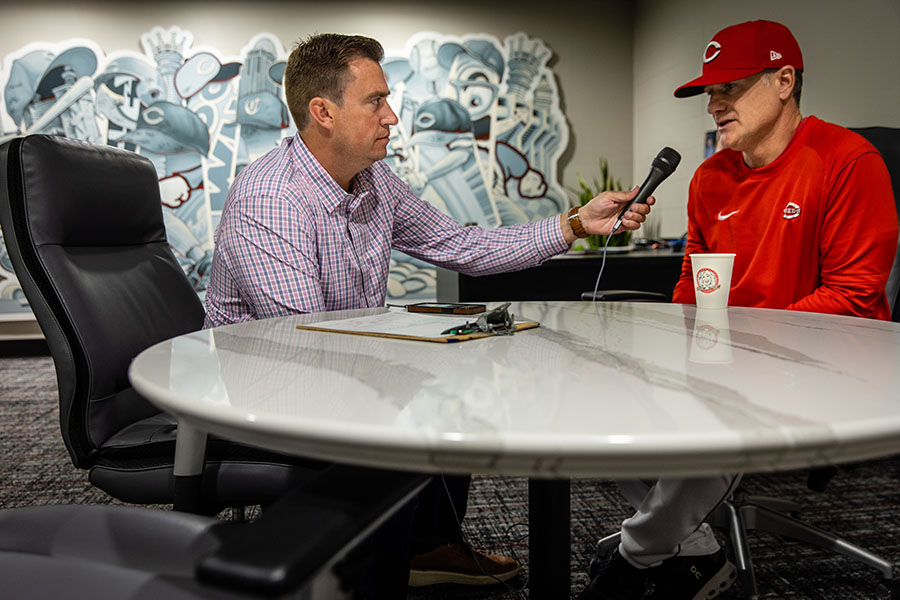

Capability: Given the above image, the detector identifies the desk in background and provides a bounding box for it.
[436,248,683,302]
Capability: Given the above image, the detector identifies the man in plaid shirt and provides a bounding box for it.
[205,33,652,596]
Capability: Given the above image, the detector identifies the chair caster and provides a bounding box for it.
[875,578,900,599]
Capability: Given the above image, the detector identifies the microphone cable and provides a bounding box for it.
[590,227,617,303]
[587,146,681,303]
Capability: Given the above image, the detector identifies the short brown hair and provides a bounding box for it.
[284,33,385,131]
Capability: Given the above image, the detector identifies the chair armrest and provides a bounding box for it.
[581,290,670,302]
[197,464,430,596]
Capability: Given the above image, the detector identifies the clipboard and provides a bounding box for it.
[296,310,539,343]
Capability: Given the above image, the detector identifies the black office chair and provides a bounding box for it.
[0,464,428,599]
[593,127,900,599]
[853,127,900,319]
[580,289,669,302]
[0,134,321,515]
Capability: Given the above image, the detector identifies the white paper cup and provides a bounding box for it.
[690,253,735,310]
[690,308,733,364]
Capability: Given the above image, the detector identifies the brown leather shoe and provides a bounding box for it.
[408,541,521,586]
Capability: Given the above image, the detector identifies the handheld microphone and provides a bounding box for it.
[611,147,681,233]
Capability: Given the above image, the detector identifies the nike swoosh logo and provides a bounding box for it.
[717,210,740,221]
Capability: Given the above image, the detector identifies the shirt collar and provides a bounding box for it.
[290,134,360,214]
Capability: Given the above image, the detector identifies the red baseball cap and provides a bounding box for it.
[674,20,803,98]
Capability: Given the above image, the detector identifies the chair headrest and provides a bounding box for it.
[850,127,900,199]
[7,135,167,247]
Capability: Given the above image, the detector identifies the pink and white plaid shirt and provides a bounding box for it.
[203,135,567,327]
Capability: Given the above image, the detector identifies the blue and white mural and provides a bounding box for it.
[0,28,568,318]
[382,32,568,297]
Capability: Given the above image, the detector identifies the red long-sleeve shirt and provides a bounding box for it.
[672,116,898,320]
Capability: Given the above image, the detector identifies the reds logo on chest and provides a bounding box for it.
[782,201,801,220]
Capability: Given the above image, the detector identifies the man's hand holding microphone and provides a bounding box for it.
[561,147,681,243]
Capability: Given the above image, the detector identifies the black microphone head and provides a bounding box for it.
[652,147,681,175]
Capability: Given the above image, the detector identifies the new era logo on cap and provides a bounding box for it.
[674,20,804,98]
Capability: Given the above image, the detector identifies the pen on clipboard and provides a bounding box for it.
[440,323,478,335]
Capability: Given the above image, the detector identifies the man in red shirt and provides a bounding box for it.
[671,21,897,319]
[579,20,897,600]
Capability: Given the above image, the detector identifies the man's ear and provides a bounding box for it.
[308,97,334,130]
[776,66,796,102]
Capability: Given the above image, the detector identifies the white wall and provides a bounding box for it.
[633,0,900,238]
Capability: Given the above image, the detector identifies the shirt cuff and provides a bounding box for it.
[533,214,570,259]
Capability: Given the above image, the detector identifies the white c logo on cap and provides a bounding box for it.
[244,97,261,115]
[704,41,721,63]
[197,57,217,76]
[143,106,165,125]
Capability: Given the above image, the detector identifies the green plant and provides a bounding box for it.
[571,158,632,249]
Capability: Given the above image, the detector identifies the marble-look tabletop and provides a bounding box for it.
[129,302,900,478]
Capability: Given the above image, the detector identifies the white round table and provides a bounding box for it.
[129,301,900,597]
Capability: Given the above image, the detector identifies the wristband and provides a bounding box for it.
[567,206,588,238]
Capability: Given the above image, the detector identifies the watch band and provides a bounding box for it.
[567,206,588,238]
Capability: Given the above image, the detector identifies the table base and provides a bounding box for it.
[528,478,571,598]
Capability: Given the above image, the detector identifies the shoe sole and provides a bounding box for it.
[690,560,737,600]
[408,566,521,587]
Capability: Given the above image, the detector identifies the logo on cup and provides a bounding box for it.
[695,268,720,293]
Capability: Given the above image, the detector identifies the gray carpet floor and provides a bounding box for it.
[2,354,900,599]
